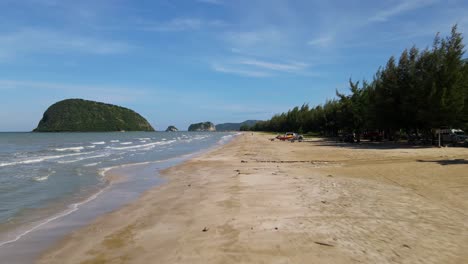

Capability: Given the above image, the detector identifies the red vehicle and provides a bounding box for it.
[363,131,383,141]
[275,132,303,141]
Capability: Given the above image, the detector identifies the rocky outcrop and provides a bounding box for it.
[33,99,155,132]
[188,122,216,132]
[165,126,178,132]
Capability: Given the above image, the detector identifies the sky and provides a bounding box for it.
[1,0,467,131]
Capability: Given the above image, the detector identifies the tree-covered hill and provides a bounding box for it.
[188,122,216,131]
[34,99,155,132]
[216,120,261,131]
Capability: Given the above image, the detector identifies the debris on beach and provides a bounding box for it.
[314,241,334,247]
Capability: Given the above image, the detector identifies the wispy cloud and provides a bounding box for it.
[307,36,333,47]
[225,29,285,49]
[212,63,270,78]
[238,59,308,72]
[0,28,129,59]
[211,57,310,78]
[370,0,438,22]
[141,18,226,32]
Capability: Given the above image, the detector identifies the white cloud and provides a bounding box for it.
[0,28,129,59]
[212,63,270,77]
[370,0,438,22]
[238,59,308,72]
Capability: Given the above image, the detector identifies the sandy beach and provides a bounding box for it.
[39,133,468,264]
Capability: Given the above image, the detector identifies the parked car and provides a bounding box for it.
[276,132,303,142]
[438,129,467,145]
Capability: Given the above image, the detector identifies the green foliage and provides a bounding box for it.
[239,124,250,131]
[252,25,468,137]
[34,99,155,132]
[216,120,261,131]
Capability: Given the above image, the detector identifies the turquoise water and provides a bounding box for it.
[0,132,235,248]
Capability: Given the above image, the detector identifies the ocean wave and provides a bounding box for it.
[83,162,101,167]
[137,138,151,141]
[91,141,106,145]
[33,175,49,182]
[0,152,86,168]
[120,142,133,145]
[110,140,119,143]
[108,140,176,150]
[31,170,56,182]
[57,154,109,164]
[86,145,96,148]
[54,146,84,152]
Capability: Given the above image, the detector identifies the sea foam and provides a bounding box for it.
[54,146,84,152]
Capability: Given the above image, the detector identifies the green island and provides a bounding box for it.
[165,126,179,132]
[33,99,155,132]
[188,122,216,132]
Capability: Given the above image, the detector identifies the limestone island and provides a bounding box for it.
[188,122,216,132]
[165,126,178,132]
[33,98,155,132]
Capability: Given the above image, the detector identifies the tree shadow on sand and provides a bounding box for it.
[417,159,468,166]
[306,139,435,150]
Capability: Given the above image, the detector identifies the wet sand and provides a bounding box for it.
[39,133,468,264]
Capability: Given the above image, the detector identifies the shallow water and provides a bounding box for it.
[0,131,236,262]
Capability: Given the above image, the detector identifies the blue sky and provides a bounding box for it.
[1,0,467,131]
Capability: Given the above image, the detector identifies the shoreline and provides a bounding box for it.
[0,133,237,263]
[39,133,468,263]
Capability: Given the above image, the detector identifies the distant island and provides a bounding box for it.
[216,120,261,131]
[165,125,178,132]
[33,99,155,132]
[188,122,216,132]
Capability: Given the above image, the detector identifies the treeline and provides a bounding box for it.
[251,25,468,139]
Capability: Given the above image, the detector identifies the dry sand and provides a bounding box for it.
[39,133,468,264]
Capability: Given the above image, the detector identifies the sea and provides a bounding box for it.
[0,131,236,263]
